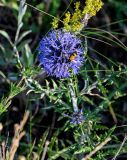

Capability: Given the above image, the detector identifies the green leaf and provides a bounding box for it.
[17,30,32,44]
[74,146,91,154]
[0,30,13,46]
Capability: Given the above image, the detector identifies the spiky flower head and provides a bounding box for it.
[70,109,86,125]
[38,30,84,78]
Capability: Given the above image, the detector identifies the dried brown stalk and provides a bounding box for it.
[41,141,50,160]
[9,110,30,160]
[82,137,111,160]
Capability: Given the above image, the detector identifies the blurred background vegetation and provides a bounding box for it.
[0,0,127,159]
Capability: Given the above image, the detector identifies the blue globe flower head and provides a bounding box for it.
[38,29,84,78]
[70,109,86,125]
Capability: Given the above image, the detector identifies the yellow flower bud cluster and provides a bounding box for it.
[83,0,104,16]
[63,2,83,32]
[52,0,103,32]
[51,17,59,29]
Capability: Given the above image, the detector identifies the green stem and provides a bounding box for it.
[69,79,78,112]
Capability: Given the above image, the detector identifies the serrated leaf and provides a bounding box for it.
[0,97,12,114]
[50,144,76,160]
[37,128,49,156]
[51,79,58,89]
[74,146,91,154]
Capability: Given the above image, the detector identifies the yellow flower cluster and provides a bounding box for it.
[83,0,104,16]
[52,0,103,32]
[51,17,59,29]
[63,12,71,31]
[63,2,83,32]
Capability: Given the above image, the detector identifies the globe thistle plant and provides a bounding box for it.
[38,0,104,127]
[38,29,84,78]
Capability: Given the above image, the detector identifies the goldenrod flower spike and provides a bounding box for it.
[52,17,59,29]
[63,12,71,31]
[83,0,104,16]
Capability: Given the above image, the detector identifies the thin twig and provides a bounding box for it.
[41,141,50,160]
[82,137,111,160]
[48,112,56,139]
[112,134,127,160]
[23,1,63,23]
[109,104,117,124]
